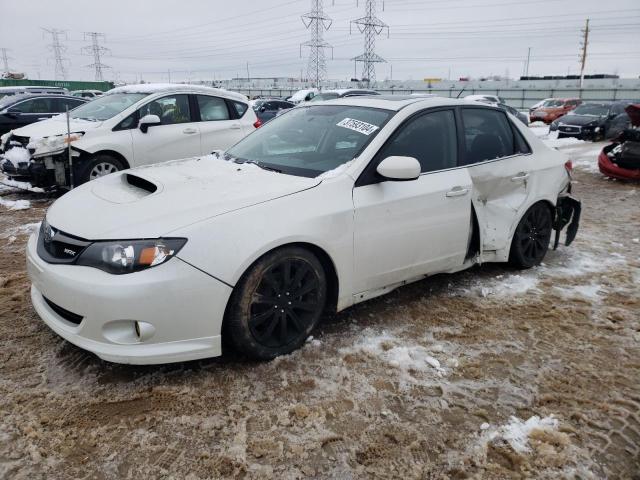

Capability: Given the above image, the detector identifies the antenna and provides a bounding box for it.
[82,32,111,81]
[42,28,69,80]
[350,0,389,86]
[300,0,334,89]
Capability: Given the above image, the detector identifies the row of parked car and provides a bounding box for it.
[529,97,637,141]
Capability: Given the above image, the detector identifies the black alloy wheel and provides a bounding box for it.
[509,202,553,269]
[226,247,327,359]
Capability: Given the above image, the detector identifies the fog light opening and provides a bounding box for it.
[134,321,141,340]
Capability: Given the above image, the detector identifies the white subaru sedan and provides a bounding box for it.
[26,96,581,364]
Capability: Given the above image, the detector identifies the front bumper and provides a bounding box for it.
[26,232,233,364]
[557,124,600,140]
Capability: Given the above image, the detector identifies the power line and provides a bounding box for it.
[350,0,389,84]
[81,32,111,81]
[42,28,69,80]
[301,0,334,88]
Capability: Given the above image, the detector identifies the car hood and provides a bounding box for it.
[46,156,321,240]
[559,114,605,126]
[9,115,103,138]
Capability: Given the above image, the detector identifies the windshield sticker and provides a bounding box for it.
[336,118,379,136]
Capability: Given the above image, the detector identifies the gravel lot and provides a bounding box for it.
[1,135,639,479]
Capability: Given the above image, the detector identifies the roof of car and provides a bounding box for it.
[106,83,247,102]
[0,93,88,107]
[0,85,66,92]
[314,95,469,111]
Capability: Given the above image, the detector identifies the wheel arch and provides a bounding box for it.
[89,150,131,169]
[506,198,556,258]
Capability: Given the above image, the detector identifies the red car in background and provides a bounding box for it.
[530,98,582,124]
[598,104,640,181]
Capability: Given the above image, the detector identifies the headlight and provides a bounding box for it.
[28,132,84,157]
[76,238,187,274]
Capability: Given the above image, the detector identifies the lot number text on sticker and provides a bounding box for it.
[336,118,379,136]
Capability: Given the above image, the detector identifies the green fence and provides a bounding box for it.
[0,79,114,92]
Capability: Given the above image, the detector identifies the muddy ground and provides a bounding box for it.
[0,137,638,479]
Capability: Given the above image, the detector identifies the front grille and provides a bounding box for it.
[43,296,83,325]
[559,125,581,133]
[10,135,30,148]
[37,221,91,264]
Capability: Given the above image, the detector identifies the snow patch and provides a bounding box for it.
[2,147,30,168]
[486,415,559,453]
[317,160,354,180]
[0,197,30,210]
[1,177,44,193]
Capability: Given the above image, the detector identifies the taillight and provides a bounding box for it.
[564,160,573,172]
[253,119,262,129]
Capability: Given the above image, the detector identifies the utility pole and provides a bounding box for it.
[246,61,250,82]
[301,0,333,89]
[350,0,389,86]
[43,28,69,80]
[524,47,531,77]
[81,32,110,81]
[1,48,11,74]
[579,18,590,89]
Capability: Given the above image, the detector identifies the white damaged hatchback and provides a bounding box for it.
[26,96,581,364]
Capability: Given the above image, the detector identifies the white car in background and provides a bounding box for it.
[0,84,257,189]
[27,96,580,364]
[286,88,318,104]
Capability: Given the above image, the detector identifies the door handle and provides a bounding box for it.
[230,123,242,130]
[511,172,530,182]
[445,187,469,198]
[182,128,198,134]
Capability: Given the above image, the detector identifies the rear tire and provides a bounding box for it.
[509,202,553,269]
[225,246,327,360]
[77,154,124,185]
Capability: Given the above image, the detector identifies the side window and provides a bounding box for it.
[56,98,85,112]
[461,108,516,165]
[139,94,191,125]
[14,98,54,114]
[377,109,457,173]
[114,111,138,131]
[232,101,248,117]
[196,95,230,121]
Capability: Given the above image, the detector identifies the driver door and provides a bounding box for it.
[353,109,472,295]
[130,94,201,167]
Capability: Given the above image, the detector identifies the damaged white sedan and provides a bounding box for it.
[26,96,581,364]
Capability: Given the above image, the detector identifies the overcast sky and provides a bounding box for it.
[1,0,639,83]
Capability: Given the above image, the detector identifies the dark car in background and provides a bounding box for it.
[0,94,88,136]
[552,101,636,141]
[253,98,295,124]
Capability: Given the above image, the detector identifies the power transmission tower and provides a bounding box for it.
[350,0,389,85]
[578,18,590,89]
[82,32,111,81]
[1,48,12,75]
[43,28,69,80]
[300,0,333,88]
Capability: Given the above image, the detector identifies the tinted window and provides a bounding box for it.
[14,97,55,113]
[196,95,229,121]
[377,110,457,173]
[462,108,516,165]
[56,98,85,112]
[140,94,191,125]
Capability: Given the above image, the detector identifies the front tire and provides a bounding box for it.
[225,247,327,360]
[509,202,553,269]
[77,154,124,185]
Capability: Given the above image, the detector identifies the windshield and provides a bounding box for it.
[570,104,610,116]
[70,92,148,121]
[225,105,393,178]
[310,92,340,102]
[542,100,563,107]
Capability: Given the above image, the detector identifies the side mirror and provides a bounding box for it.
[139,114,161,133]
[376,156,421,181]
[5,107,20,117]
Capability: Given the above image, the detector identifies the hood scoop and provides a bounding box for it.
[125,173,157,194]
[91,172,162,204]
